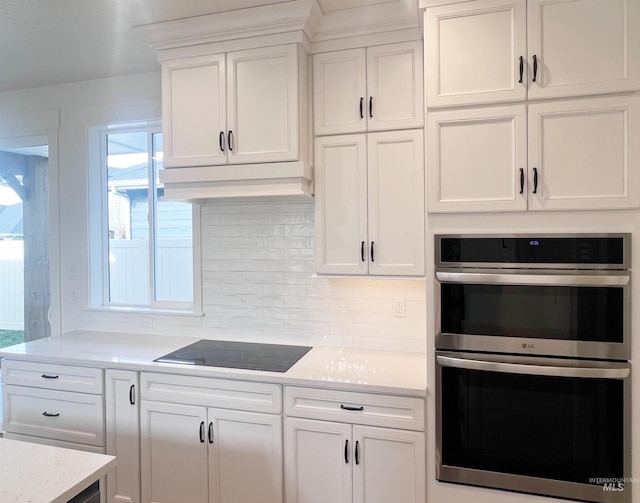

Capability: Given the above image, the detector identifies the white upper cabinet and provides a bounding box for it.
[428,96,640,212]
[426,0,640,107]
[527,0,640,100]
[528,96,640,211]
[313,49,367,136]
[314,42,424,135]
[163,54,227,168]
[315,130,425,275]
[367,130,425,275]
[162,44,306,169]
[427,105,528,212]
[315,135,368,275]
[426,0,527,107]
[227,45,300,165]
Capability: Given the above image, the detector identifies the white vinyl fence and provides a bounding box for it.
[0,240,192,327]
[109,239,193,305]
[0,241,24,330]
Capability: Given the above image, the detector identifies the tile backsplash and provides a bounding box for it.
[199,202,426,353]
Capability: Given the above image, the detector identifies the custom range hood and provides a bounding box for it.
[135,1,318,202]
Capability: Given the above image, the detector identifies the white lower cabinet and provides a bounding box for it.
[284,387,425,503]
[139,373,283,503]
[105,369,141,503]
[2,360,105,450]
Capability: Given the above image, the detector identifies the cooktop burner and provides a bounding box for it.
[154,340,312,373]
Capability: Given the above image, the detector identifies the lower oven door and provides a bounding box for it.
[436,351,631,503]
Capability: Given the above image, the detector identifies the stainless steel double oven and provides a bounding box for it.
[435,234,631,503]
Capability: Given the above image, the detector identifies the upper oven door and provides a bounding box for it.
[435,269,630,360]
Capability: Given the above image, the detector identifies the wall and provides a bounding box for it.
[0,72,427,353]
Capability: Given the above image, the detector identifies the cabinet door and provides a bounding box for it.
[162,54,227,168]
[528,96,640,211]
[352,426,425,503]
[106,370,140,503]
[208,409,282,503]
[367,130,425,276]
[284,418,352,503]
[425,0,527,107]
[367,42,424,131]
[527,0,640,100]
[315,135,368,275]
[140,401,208,503]
[314,49,367,135]
[427,105,527,213]
[227,44,299,164]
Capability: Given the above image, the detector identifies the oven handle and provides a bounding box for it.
[437,355,630,379]
[435,271,629,287]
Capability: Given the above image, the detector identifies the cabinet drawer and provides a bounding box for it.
[140,372,282,414]
[284,386,424,431]
[2,360,104,394]
[3,385,105,447]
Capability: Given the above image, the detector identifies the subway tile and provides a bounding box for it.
[198,202,426,354]
[242,295,286,308]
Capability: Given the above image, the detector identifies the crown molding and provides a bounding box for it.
[313,0,420,42]
[135,1,421,54]
[134,1,319,52]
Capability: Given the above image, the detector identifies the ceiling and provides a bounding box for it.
[0,0,400,93]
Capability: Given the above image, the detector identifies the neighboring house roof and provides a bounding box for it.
[108,163,148,192]
[0,203,23,237]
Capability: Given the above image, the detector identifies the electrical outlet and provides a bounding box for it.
[69,289,77,304]
[138,316,153,328]
[393,298,405,317]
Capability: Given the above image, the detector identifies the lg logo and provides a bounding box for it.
[521,343,535,349]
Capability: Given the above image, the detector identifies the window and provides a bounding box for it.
[89,122,196,311]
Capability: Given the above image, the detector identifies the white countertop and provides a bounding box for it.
[0,331,427,396]
[0,437,115,503]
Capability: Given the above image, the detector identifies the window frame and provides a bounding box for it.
[88,121,201,313]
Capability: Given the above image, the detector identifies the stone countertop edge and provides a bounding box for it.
[0,331,427,398]
[0,437,116,503]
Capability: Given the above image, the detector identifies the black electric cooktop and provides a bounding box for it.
[154,340,312,373]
